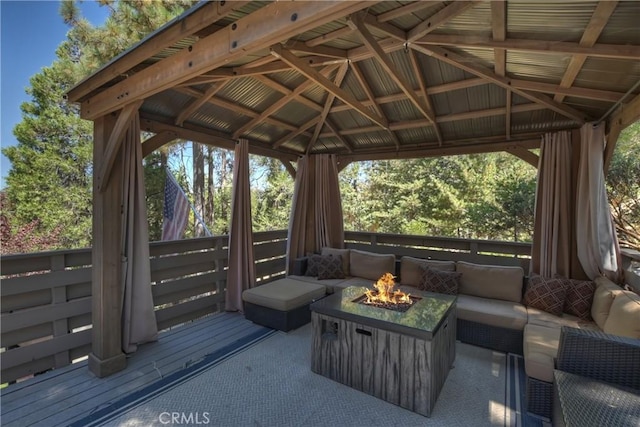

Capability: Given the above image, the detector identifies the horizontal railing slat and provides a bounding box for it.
[1,268,92,297]
[1,297,91,334]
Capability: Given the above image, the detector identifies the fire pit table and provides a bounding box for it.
[309,285,457,417]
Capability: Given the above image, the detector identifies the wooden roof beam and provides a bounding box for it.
[411,45,590,123]
[491,1,507,77]
[408,49,443,145]
[232,65,338,140]
[270,44,388,129]
[68,1,251,102]
[407,1,479,42]
[555,1,618,103]
[78,1,371,120]
[307,62,350,154]
[412,34,639,60]
[141,114,299,162]
[348,13,435,126]
[350,62,401,150]
[510,79,627,102]
[338,138,541,163]
[324,119,355,154]
[141,130,179,158]
[254,75,323,112]
[273,117,320,149]
[175,81,228,126]
[506,147,539,168]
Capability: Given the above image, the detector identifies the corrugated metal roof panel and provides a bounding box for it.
[506,1,594,42]
[275,99,318,124]
[437,2,492,36]
[395,126,435,146]
[381,99,422,122]
[218,78,280,112]
[418,54,470,87]
[574,57,640,93]
[378,2,446,31]
[511,110,577,133]
[507,51,570,82]
[599,2,640,44]
[351,131,395,149]
[359,57,401,98]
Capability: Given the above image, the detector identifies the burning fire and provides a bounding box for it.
[364,273,413,306]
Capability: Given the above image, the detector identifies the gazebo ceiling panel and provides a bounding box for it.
[505,1,594,42]
[599,3,640,44]
[69,1,640,162]
[574,57,640,93]
[506,51,571,82]
[270,101,318,127]
[511,110,576,134]
[218,78,282,112]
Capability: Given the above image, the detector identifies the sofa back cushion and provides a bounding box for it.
[591,277,624,329]
[603,290,640,339]
[456,261,524,303]
[321,247,350,276]
[400,256,456,287]
[349,249,396,281]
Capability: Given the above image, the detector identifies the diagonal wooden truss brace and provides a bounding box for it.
[270,44,388,129]
[96,100,143,192]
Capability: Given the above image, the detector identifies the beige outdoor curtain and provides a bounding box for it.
[225,139,256,312]
[575,123,621,281]
[121,111,158,354]
[286,154,344,273]
[530,131,573,278]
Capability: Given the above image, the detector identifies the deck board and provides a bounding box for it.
[1,312,266,427]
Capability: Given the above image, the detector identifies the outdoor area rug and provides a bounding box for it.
[69,326,277,427]
[506,354,549,427]
[72,323,547,427]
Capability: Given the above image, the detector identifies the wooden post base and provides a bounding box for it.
[88,352,126,378]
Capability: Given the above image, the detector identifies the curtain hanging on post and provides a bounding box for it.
[575,123,622,281]
[121,112,158,353]
[286,154,344,273]
[530,131,573,278]
[225,139,255,312]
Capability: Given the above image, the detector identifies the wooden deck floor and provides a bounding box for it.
[1,312,264,427]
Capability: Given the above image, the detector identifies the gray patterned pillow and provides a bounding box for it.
[316,255,345,280]
[305,254,321,276]
[555,275,595,320]
[419,265,461,295]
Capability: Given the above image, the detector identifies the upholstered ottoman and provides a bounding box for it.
[242,278,327,331]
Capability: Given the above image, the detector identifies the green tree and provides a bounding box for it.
[3,1,198,251]
[607,122,640,250]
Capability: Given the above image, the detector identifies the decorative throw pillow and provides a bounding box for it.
[316,255,345,280]
[555,275,596,320]
[418,265,461,295]
[523,274,567,316]
[305,254,322,276]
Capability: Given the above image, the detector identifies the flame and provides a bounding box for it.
[364,273,413,305]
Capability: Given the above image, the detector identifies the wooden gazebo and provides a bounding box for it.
[66,1,640,377]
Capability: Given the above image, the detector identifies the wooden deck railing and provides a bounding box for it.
[2,229,636,385]
[0,230,287,384]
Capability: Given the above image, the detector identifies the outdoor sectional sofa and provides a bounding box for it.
[242,247,640,420]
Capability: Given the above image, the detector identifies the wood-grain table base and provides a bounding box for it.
[311,310,456,417]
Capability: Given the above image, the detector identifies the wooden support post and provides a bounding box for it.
[88,113,127,377]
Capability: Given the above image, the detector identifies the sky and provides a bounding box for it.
[1,0,109,189]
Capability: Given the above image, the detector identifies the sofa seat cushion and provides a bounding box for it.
[523,324,561,383]
[456,261,524,303]
[242,278,327,311]
[526,307,599,331]
[400,256,456,288]
[287,274,347,294]
[340,276,375,289]
[349,250,396,281]
[456,294,528,330]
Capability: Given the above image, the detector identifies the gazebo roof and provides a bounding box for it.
[67,1,640,165]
